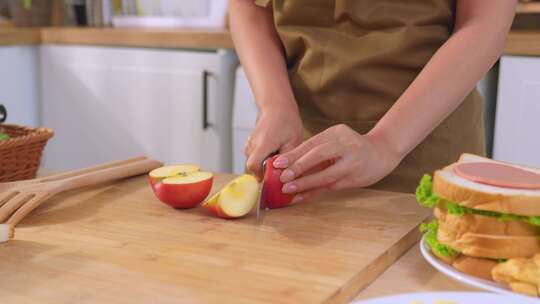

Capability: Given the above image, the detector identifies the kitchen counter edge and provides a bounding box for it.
[1,28,539,55]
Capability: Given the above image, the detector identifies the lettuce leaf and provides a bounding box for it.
[528,217,540,226]
[0,133,9,141]
[445,201,467,216]
[416,175,439,208]
[420,220,459,258]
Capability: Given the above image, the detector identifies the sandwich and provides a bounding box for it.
[416,153,540,295]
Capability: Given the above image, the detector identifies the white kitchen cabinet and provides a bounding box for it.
[493,56,540,167]
[0,46,39,126]
[232,67,258,174]
[41,45,237,172]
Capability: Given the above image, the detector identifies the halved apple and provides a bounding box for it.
[262,155,294,209]
[149,165,200,186]
[149,165,212,209]
[202,174,259,219]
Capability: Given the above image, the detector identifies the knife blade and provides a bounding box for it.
[256,152,278,223]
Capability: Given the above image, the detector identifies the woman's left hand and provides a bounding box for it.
[273,124,404,203]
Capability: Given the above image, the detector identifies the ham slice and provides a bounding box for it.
[454,162,540,190]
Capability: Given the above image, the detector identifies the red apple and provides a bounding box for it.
[149,165,213,209]
[202,174,259,219]
[262,155,295,209]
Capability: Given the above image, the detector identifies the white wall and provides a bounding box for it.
[0,46,39,126]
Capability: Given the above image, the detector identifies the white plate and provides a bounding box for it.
[420,235,539,302]
[355,291,532,304]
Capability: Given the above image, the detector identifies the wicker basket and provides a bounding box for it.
[0,124,54,182]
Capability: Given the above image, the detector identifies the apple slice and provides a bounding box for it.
[262,155,294,209]
[202,190,221,217]
[218,175,259,218]
[149,165,213,209]
[202,174,259,219]
[149,164,200,185]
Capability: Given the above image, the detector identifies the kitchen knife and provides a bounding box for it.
[256,151,278,223]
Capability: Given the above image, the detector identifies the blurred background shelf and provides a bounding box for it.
[1,0,229,28]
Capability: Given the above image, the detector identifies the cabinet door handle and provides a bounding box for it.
[0,105,6,123]
[202,71,212,130]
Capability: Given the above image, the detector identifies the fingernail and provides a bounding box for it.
[282,183,298,194]
[280,169,295,183]
[292,195,304,204]
[273,156,288,168]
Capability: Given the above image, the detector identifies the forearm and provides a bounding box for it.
[369,1,516,159]
[229,0,298,114]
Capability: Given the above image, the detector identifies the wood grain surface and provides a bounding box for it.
[0,28,40,45]
[0,173,429,304]
[41,27,233,49]
[0,27,232,49]
[1,27,537,56]
[505,30,540,56]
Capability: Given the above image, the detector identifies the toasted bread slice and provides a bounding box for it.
[509,282,538,297]
[452,255,498,281]
[434,154,540,216]
[437,220,540,259]
[434,205,539,237]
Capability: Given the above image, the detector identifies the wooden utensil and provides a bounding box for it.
[0,156,152,215]
[0,157,162,226]
[0,156,147,193]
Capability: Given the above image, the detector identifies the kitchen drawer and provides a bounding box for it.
[41,45,237,172]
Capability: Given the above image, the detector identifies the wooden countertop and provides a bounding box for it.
[0,27,233,49]
[40,27,234,49]
[1,27,540,56]
[0,28,41,45]
[505,30,540,57]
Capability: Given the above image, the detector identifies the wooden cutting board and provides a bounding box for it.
[0,173,430,304]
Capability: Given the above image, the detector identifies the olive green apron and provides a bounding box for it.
[254,0,485,193]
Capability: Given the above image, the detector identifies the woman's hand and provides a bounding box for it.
[273,124,404,202]
[230,0,304,180]
[245,106,304,180]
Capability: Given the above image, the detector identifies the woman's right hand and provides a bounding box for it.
[230,0,304,179]
[245,106,304,180]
